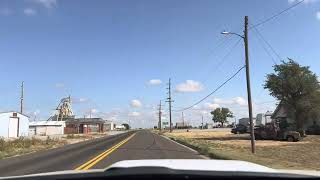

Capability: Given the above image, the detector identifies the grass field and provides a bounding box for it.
[0,137,67,159]
[0,133,108,159]
[163,130,320,170]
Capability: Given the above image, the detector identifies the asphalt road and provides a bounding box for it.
[0,130,204,177]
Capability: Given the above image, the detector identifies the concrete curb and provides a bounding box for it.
[158,134,209,159]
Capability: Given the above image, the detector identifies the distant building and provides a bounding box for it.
[104,120,115,131]
[0,111,29,138]
[238,117,257,126]
[256,112,273,126]
[29,121,65,136]
[115,124,126,130]
[175,122,189,129]
[255,114,263,126]
[64,118,105,134]
[204,123,213,129]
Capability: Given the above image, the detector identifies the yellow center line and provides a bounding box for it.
[75,133,136,170]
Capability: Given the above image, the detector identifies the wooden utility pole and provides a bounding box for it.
[182,111,184,127]
[201,115,204,130]
[20,81,24,114]
[166,78,173,132]
[244,16,255,153]
[158,100,162,131]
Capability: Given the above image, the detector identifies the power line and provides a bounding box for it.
[251,28,279,65]
[250,0,304,29]
[251,25,282,63]
[202,38,242,84]
[174,65,246,112]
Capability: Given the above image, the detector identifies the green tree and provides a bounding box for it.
[264,59,320,129]
[210,107,233,127]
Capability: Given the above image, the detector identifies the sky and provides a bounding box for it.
[0,0,320,128]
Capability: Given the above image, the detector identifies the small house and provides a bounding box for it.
[0,111,29,138]
[29,121,66,136]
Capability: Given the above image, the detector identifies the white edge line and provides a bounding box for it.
[156,133,209,159]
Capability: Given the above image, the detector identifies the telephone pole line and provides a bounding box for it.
[166,78,173,132]
[244,16,255,153]
[20,81,24,114]
[182,111,184,127]
[201,115,204,130]
[158,100,162,131]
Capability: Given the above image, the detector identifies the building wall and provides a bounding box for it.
[0,112,29,138]
[239,118,257,126]
[29,126,65,136]
[239,118,249,126]
[104,122,114,131]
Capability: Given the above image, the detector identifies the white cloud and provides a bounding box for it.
[24,8,36,15]
[316,11,320,20]
[148,79,162,85]
[288,0,319,4]
[54,83,64,88]
[175,80,204,93]
[205,103,220,110]
[130,99,142,108]
[213,97,247,106]
[129,111,140,117]
[29,0,57,9]
[0,8,13,16]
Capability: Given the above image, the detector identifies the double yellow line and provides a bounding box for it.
[75,133,136,170]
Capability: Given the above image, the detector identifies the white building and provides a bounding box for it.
[0,111,29,138]
[238,117,257,126]
[104,121,115,131]
[115,124,126,130]
[29,121,66,136]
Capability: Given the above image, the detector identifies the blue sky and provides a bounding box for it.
[0,0,320,127]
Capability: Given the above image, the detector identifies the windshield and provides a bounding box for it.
[0,0,319,177]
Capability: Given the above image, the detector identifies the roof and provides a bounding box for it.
[29,121,65,126]
[271,100,286,119]
[65,118,105,124]
[0,111,29,118]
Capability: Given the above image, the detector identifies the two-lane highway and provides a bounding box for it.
[0,130,204,177]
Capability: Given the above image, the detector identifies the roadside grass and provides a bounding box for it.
[0,137,67,159]
[164,130,320,171]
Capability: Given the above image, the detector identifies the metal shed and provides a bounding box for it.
[0,111,29,138]
[29,121,66,136]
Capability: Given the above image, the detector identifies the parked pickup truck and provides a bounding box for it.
[254,123,301,142]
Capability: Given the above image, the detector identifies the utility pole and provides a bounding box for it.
[166,78,173,132]
[20,81,24,114]
[244,16,255,153]
[182,111,184,127]
[158,100,162,131]
[201,115,204,130]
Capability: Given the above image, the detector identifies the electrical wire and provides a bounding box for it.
[251,28,279,65]
[202,37,242,84]
[251,25,283,64]
[173,65,246,112]
[250,0,304,29]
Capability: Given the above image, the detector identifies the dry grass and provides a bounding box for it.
[0,137,67,159]
[164,130,320,170]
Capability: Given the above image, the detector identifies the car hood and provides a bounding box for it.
[107,159,276,173]
[1,159,319,179]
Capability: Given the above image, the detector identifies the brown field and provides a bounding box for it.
[163,130,320,170]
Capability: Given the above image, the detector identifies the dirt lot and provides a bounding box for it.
[163,130,320,170]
